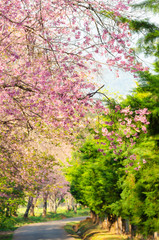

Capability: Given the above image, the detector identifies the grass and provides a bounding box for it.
[0,232,13,240]
[13,206,89,228]
[65,219,129,240]
[64,222,82,239]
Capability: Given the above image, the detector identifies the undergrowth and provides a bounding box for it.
[65,218,128,240]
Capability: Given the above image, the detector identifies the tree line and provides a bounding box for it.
[68,1,159,238]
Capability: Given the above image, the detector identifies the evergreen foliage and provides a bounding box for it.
[69,140,123,219]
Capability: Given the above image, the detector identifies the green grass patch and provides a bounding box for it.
[1,206,89,231]
[0,232,13,240]
[90,233,128,240]
[64,222,82,239]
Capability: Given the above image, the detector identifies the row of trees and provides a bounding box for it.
[68,114,158,237]
[68,1,159,238]
[0,147,70,228]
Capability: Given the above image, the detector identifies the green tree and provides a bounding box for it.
[124,0,159,141]
[120,138,159,236]
[119,7,159,231]
[0,177,25,229]
[68,138,124,226]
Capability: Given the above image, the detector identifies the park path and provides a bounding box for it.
[13,216,86,240]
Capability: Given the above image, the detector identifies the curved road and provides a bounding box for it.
[13,216,86,240]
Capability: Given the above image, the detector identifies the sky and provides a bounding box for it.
[99,1,159,97]
[83,0,158,98]
[100,52,155,98]
[101,67,136,97]
[101,53,155,97]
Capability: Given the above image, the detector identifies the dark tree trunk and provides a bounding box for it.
[6,205,10,217]
[30,202,35,216]
[74,203,77,213]
[125,219,130,234]
[24,196,33,218]
[13,209,18,217]
[131,224,137,238]
[42,195,48,217]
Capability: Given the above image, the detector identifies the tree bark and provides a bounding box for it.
[24,196,33,218]
[118,217,123,234]
[30,201,35,216]
[53,200,57,213]
[125,219,129,234]
[90,210,97,224]
[74,203,77,213]
[131,224,137,238]
[101,215,107,229]
[42,194,48,217]
[6,205,10,217]
[115,217,121,234]
[95,214,100,224]
[49,194,63,213]
[107,214,117,232]
[67,198,71,211]
[30,196,38,216]
[154,232,159,240]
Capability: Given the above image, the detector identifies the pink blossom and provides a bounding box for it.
[102,128,108,136]
[105,121,114,126]
[129,162,134,166]
[134,167,139,171]
[135,108,150,115]
[120,106,130,115]
[98,149,104,152]
[115,105,121,111]
[134,115,147,124]
[130,154,136,160]
[142,126,147,133]
[143,159,147,164]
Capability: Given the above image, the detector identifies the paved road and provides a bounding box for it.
[13,216,86,240]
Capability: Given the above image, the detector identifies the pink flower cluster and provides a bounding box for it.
[96,105,150,169]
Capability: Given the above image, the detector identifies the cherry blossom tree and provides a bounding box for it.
[0,0,150,223]
[0,0,147,131]
[48,175,69,214]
